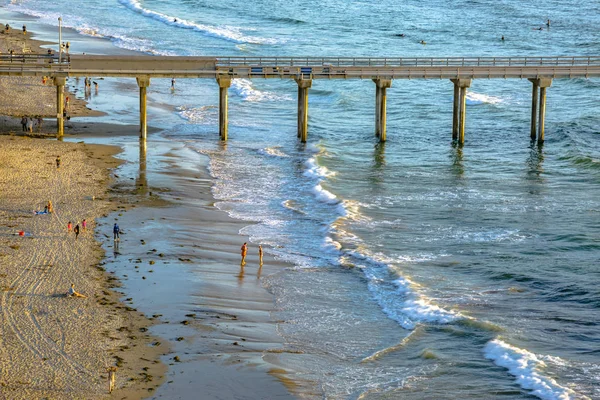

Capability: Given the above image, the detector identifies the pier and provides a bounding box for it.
[1,55,599,144]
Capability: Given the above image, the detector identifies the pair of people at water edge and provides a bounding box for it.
[240,243,263,267]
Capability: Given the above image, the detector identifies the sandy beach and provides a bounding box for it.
[0,14,300,400]
[0,136,167,399]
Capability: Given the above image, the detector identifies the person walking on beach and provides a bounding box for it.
[56,155,61,169]
[113,223,120,241]
[171,78,175,89]
[47,200,53,213]
[22,25,26,34]
[82,219,87,231]
[258,245,263,266]
[67,221,73,232]
[67,283,87,298]
[74,223,80,240]
[240,242,248,266]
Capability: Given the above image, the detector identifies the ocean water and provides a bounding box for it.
[4,0,600,398]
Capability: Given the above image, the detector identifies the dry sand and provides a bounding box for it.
[0,136,166,399]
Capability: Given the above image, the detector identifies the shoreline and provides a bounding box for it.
[0,10,303,400]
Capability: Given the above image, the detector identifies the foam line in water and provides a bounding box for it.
[231,79,292,101]
[312,184,340,205]
[361,325,425,363]
[484,339,587,400]
[303,157,336,178]
[258,147,290,158]
[118,0,282,44]
[5,4,176,56]
[466,92,504,105]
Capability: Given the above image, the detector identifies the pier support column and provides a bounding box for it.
[528,78,552,143]
[373,79,392,142]
[136,76,150,140]
[452,81,460,140]
[217,77,231,141]
[54,77,66,137]
[295,78,312,143]
[450,79,471,144]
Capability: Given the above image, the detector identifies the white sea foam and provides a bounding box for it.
[348,252,462,329]
[303,157,336,178]
[312,184,339,204]
[259,147,290,158]
[323,236,342,253]
[231,79,292,102]
[118,0,282,45]
[176,105,218,124]
[5,5,175,56]
[466,92,504,105]
[484,339,587,400]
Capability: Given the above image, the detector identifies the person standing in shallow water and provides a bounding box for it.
[258,245,263,266]
[240,242,248,266]
[113,223,120,241]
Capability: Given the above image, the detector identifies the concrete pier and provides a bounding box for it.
[452,81,460,140]
[295,78,312,142]
[217,77,231,140]
[528,78,552,143]
[373,79,392,142]
[136,76,150,140]
[450,79,471,144]
[54,77,66,137]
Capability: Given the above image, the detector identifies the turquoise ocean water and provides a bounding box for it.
[3,0,600,398]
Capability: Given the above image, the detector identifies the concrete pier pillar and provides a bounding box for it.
[375,86,381,137]
[295,78,312,143]
[530,81,539,140]
[136,76,150,140]
[217,77,231,141]
[528,78,552,143]
[54,77,66,137]
[450,79,471,144]
[452,81,460,140]
[373,79,392,142]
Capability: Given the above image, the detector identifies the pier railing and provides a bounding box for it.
[0,55,599,79]
[215,56,600,68]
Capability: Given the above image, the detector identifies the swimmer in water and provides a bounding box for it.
[419,40,426,45]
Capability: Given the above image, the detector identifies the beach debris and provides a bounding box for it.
[176,337,184,341]
[173,356,181,362]
[107,366,117,393]
[180,320,190,325]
